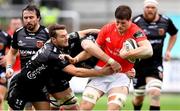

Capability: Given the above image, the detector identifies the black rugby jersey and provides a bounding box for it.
[15,32,80,85]
[0,30,11,70]
[132,14,178,65]
[68,32,98,69]
[12,25,49,66]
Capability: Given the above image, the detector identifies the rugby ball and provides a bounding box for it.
[124,38,138,63]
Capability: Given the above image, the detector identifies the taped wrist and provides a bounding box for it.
[6,64,14,74]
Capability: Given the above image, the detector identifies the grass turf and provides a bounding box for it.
[77,93,180,110]
[3,93,180,110]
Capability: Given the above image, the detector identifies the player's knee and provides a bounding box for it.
[108,93,127,108]
[82,87,101,104]
[50,96,60,109]
[59,95,78,106]
[146,79,162,94]
[51,92,78,110]
[133,88,146,96]
[80,100,94,110]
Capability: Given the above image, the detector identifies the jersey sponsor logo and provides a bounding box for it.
[0,43,4,50]
[36,41,44,48]
[20,50,36,56]
[27,64,47,79]
[149,40,162,44]
[158,28,165,36]
[18,40,26,46]
[25,36,35,39]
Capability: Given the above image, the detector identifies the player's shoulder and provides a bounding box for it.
[40,25,49,33]
[39,41,53,56]
[132,14,143,23]
[0,30,9,37]
[15,26,23,33]
[160,14,170,20]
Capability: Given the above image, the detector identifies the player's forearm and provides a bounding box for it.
[6,48,18,66]
[166,35,177,52]
[128,40,153,59]
[72,67,103,77]
[64,64,110,77]
[75,51,92,62]
[81,40,111,63]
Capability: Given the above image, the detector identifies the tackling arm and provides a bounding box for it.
[63,64,113,77]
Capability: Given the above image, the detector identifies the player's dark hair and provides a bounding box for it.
[22,4,41,20]
[48,24,66,38]
[115,5,132,20]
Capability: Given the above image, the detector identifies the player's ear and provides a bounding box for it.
[51,37,56,43]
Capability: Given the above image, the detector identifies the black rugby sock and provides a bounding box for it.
[149,105,160,111]
[133,103,142,111]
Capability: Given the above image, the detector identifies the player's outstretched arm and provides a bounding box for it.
[63,64,113,77]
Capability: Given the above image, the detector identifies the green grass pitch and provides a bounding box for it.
[76,93,180,110]
[3,93,180,110]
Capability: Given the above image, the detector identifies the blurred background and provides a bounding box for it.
[0,0,180,93]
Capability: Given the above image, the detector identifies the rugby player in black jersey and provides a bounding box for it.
[132,0,178,110]
[6,24,120,110]
[5,4,49,110]
[6,5,49,78]
[0,29,11,110]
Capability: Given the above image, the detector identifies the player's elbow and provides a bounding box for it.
[147,48,153,58]
[144,45,153,58]
[81,40,93,50]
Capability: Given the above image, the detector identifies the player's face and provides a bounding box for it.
[23,10,40,31]
[55,29,69,47]
[144,5,157,22]
[116,19,131,34]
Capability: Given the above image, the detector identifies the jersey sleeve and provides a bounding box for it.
[133,30,147,42]
[132,23,147,43]
[68,32,81,44]
[167,18,178,36]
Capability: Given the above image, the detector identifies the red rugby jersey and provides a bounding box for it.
[96,22,147,72]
